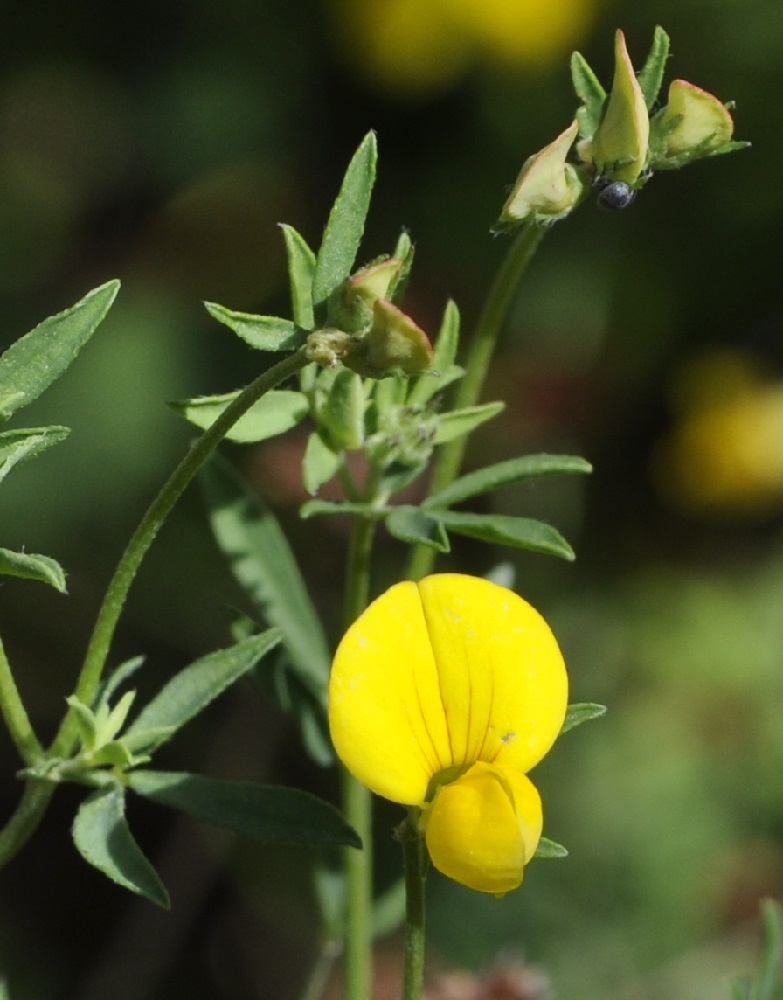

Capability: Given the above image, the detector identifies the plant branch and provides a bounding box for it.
[0,632,44,766]
[407,222,547,581]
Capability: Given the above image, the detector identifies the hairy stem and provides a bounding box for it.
[407,222,547,581]
[402,815,428,1000]
[0,633,44,766]
[0,347,308,871]
[53,347,309,757]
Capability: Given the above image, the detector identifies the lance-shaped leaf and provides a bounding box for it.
[0,279,119,422]
[170,390,308,443]
[561,702,607,734]
[637,25,670,110]
[201,456,331,696]
[571,51,606,138]
[0,426,70,484]
[0,548,67,592]
[312,132,377,314]
[302,430,341,496]
[125,630,282,747]
[204,302,305,352]
[320,368,365,450]
[127,770,361,848]
[72,784,169,908]
[429,510,575,560]
[280,224,316,329]
[426,454,592,508]
[534,837,569,859]
[385,506,450,552]
[434,402,504,444]
[300,499,378,520]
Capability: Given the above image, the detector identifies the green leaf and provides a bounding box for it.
[0,547,67,592]
[571,51,606,137]
[65,695,99,751]
[732,978,752,1000]
[426,454,592,508]
[434,402,504,444]
[72,785,169,908]
[407,300,460,406]
[312,132,378,313]
[203,302,305,351]
[320,367,365,450]
[127,770,361,848]
[170,390,307,443]
[561,702,607,734]
[280,224,316,329]
[388,230,415,304]
[385,506,450,552]
[637,25,670,111]
[99,655,146,707]
[125,630,281,747]
[302,430,341,495]
[0,426,70,484]
[534,836,569,859]
[300,499,378,520]
[201,456,331,696]
[0,279,120,423]
[431,510,575,560]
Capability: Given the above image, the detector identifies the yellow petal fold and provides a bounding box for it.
[423,761,543,894]
[328,574,568,805]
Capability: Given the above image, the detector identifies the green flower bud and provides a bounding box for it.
[591,30,650,184]
[652,79,736,166]
[345,300,432,379]
[495,120,586,231]
[329,258,407,333]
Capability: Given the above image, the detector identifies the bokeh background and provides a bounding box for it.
[2,1,782,998]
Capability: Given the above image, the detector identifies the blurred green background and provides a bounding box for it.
[2,1,782,998]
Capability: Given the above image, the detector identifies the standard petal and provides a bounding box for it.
[328,580,454,804]
[423,761,543,895]
[417,574,568,775]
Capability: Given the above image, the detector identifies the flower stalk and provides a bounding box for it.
[0,346,310,871]
[407,221,547,580]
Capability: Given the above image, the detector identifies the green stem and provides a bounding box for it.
[407,222,547,581]
[402,814,427,1000]
[0,347,309,872]
[341,515,377,1000]
[52,346,309,757]
[0,781,54,869]
[0,633,44,766]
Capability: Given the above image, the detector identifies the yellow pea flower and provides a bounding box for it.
[328,573,568,894]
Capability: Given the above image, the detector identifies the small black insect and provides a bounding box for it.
[594,179,637,211]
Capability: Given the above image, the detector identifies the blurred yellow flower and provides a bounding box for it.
[654,352,783,515]
[328,0,595,97]
[328,573,568,894]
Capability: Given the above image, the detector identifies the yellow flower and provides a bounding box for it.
[328,573,568,894]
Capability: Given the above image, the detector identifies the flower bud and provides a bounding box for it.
[654,79,735,163]
[495,120,586,230]
[591,30,649,184]
[344,299,432,378]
